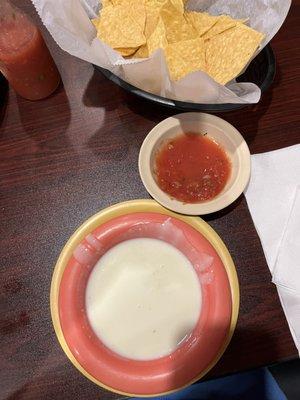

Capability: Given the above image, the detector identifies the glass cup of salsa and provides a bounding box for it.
[0,0,60,100]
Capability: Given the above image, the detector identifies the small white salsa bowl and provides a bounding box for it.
[139,112,251,215]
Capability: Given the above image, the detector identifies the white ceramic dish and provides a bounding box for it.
[139,112,251,215]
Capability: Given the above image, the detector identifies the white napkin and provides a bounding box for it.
[273,187,300,292]
[244,144,300,352]
[277,286,300,352]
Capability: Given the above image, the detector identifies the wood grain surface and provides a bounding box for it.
[1,1,299,399]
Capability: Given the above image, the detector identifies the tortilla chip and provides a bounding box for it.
[100,1,146,32]
[201,15,243,40]
[133,44,149,58]
[128,0,147,32]
[101,0,113,7]
[185,11,219,37]
[107,0,146,31]
[145,0,164,6]
[135,16,167,58]
[109,0,127,4]
[96,4,146,49]
[165,38,206,81]
[144,4,161,38]
[147,17,168,54]
[170,0,184,14]
[146,0,184,12]
[143,0,184,37]
[133,4,161,58]
[115,47,139,57]
[160,0,198,43]
[205,23,265,84]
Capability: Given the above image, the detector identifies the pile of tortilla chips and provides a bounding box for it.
[92,0,265,85]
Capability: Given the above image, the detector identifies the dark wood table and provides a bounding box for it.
[1,1,300,399]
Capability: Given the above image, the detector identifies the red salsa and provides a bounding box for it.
[154,133,231,203]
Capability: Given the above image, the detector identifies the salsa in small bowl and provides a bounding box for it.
[139,112,250,215]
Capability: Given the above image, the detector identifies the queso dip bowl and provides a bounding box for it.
[50,199,239,397]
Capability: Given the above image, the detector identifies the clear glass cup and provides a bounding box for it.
[0,0,61,100]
